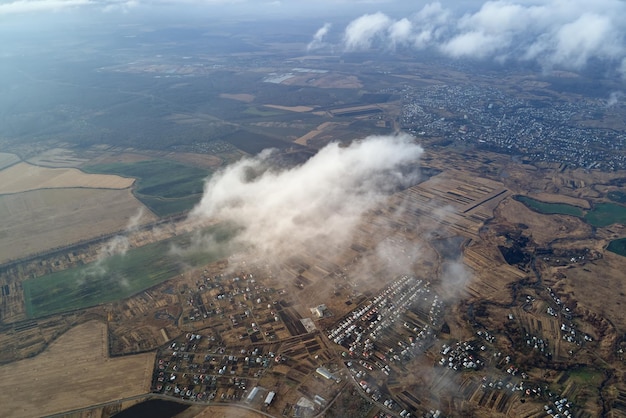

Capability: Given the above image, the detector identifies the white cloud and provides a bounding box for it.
[337,0,626,72]
[189,134,423,268]
[441,30,506,58]
[307,22,331,51]
[343,12,392,51]
[388,18,412,48]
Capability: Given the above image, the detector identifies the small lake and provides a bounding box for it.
[515,196,626,228]
[112,399,189,418]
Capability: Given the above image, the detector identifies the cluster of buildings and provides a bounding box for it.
[438,341,483,370]
[326,276,444,416]
[400,83,626,170]
[153,332,279,402]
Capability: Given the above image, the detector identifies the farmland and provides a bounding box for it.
[83,159,210,217]
[23,223,236,318]
[0,188,155,264]
[0,162,134,194]
[0,321,154,418]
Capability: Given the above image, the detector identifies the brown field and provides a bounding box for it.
[0,152,20,169]
[220,93,256,102]
[495,197,592,247]
[0,188,156,264]
[0,321,154,418]
[0,162,134,194]
[263,104,313,112]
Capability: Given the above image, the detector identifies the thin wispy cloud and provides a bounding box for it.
[307,22,331,51]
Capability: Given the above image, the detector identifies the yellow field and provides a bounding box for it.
[0,321,154,418]
[0,188,156,264]
[0,162,134,194]
[294,121,342,146]
[263,104,313,112]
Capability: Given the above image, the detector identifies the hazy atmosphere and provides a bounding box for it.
[2,0,626,417]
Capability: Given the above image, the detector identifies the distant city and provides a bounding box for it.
[401,83,626,170]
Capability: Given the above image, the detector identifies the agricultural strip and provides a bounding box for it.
[0,162,134,194]
[23,223,236,318]
[83,159,210,217]
[0,321,154,418]
[0,188,156,264]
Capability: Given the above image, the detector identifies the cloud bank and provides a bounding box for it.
[338,0,626,72]
[190,134,423,268]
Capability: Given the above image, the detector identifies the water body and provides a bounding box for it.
[607,238,626,257]
[514,195,584,217]
[113,399,189,418]
[515,195,626,228]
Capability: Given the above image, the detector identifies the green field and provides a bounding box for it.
[514,195,585,217]
[515,195,626,228]
[607,238,626,257]
[608,191,626,204]
[584,203,626,227]
[84,160,209,216]
[23,225,235,318]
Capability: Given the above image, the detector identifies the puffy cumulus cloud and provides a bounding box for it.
[388,18,412,48]
[307,22,331,51]
[189,134,423,268]
[343,12,392,50]
[337,0,626,72]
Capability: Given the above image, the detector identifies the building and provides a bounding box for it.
[246,386,259,403]
[264,391,275,406]
[316,367,334,380]
[310,304,327,318]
